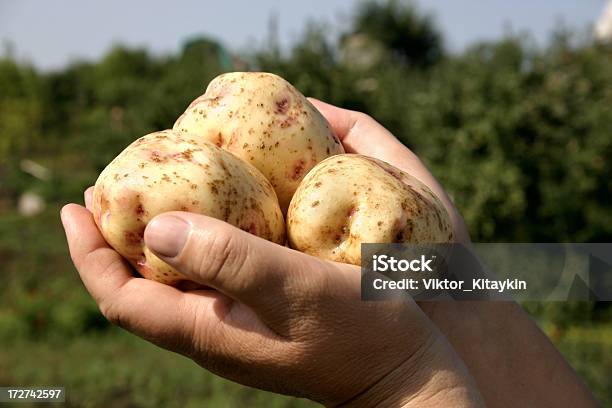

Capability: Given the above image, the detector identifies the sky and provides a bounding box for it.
[0,0,608,71]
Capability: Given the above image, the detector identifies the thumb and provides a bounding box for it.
[143,212,355,330]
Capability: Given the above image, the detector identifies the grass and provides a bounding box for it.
[0,331,315,408]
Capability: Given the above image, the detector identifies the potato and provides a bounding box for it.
[173,72,344,212]
[286,154,453,265]
[92,130,285,285]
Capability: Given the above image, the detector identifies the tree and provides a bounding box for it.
[350,0,443,67]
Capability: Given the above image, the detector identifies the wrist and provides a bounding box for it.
[338,334,483,408]
[419,301,598,406]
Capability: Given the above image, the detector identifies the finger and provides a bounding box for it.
[144,212,358,330]
[61,203,292,378]
[84,186,94,210]
[60,204,225,349]
[308,98,434,188]
[309,98,470,243]
[309,97,405,157]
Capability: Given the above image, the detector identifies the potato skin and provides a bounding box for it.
[286,154,453,265]
[173,72,344,212]
[92,130,285,285]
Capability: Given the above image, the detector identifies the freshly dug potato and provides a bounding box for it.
[287,154,453,265]
[92,130,285,285]
[173,72,345,212]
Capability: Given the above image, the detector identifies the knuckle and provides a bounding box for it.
[93,257,130,327]
[79,248,114,277]
[98,254,126,280]
[347,111,374,135]
[73,247,99,273]
[355,111,372,122]
[98,297,123,327]
[192,226,247,285]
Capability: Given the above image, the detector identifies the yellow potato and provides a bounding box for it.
[173,72,344,212]
[287,154,453,265]
[92,130,285,285]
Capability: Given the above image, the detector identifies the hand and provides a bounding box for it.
[62,101,480,406]
[62,199,483,406]
[307,99,598,407]
[307,98,471,245]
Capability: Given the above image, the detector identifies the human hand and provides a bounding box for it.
[61,196,483,406]
[307,98,470,245]
[308,99,597,407]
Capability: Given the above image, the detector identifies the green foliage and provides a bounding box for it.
[0,1,610,405]
[351,0,443,67]
[261,31,612,243]
[0,59,45,159]
[402,40,612,243]
[545,324,612,406]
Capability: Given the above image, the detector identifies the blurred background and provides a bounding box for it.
[0,0,611,406]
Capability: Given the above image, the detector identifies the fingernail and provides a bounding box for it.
[145,215,190,258]
[84,187,94,209]
[60,204,69,224]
